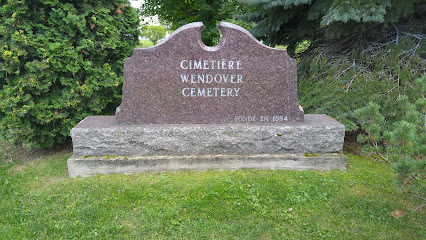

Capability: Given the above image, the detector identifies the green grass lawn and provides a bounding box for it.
[0,151,424,239]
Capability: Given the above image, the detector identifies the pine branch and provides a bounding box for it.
[411,203,426,213]
[414,195,426,201]
[374,140,391,165]
[376,151,391,165]
[392,23,399,45]
[401,32,425,39]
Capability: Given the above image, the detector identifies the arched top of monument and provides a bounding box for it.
[134,22,286,55]
[216,22,278,51]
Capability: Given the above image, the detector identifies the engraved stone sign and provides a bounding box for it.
[67,22,347,177]
[116,22,304,124]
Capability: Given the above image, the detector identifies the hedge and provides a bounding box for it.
[0,0,140,147]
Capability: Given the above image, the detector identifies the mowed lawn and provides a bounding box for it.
[0,151,424,239]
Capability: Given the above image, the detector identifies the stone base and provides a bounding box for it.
[68,114,347,177]
[68,153,347,177]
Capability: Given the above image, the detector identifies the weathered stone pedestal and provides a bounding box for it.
[68,114,346,177]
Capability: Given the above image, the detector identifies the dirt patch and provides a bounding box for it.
[11,164,29,173]
[1,143,72,164]
[343,130,363,154]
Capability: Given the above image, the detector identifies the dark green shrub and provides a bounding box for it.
[0,0,140,147]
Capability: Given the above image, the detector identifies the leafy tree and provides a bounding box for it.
[240,0,424,55]
[0,0,140,147]
[140,0,250,45]
[139,40,155,48]
[142,25,167,44]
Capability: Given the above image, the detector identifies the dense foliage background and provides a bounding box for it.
[240,0,424,54]
[0,0,140,147]
[140,0,252,45]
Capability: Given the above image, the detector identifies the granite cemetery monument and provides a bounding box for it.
[67,22,347,177]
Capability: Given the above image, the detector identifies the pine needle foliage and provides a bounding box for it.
[297,23,425,131]
[354,96,425,209]
[239,0,424,55]
[0,0,140,148]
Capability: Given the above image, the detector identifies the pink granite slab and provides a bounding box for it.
[115,22,304,124]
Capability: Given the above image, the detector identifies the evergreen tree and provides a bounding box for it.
[240,0,424,55]
[238,0,425,131]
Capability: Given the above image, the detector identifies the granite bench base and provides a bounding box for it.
[68,114,347,177]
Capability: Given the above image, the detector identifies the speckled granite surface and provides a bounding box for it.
[115,22,304,124]
[68,114,347,177]
[71,115,344,157]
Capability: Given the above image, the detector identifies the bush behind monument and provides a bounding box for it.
[0,0,140,147]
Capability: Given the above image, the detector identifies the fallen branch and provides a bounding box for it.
[392,23,399,45]
[414,195,426,201]
[373,141,391,165]
[376,151,391,165]
[411,203,426,214]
